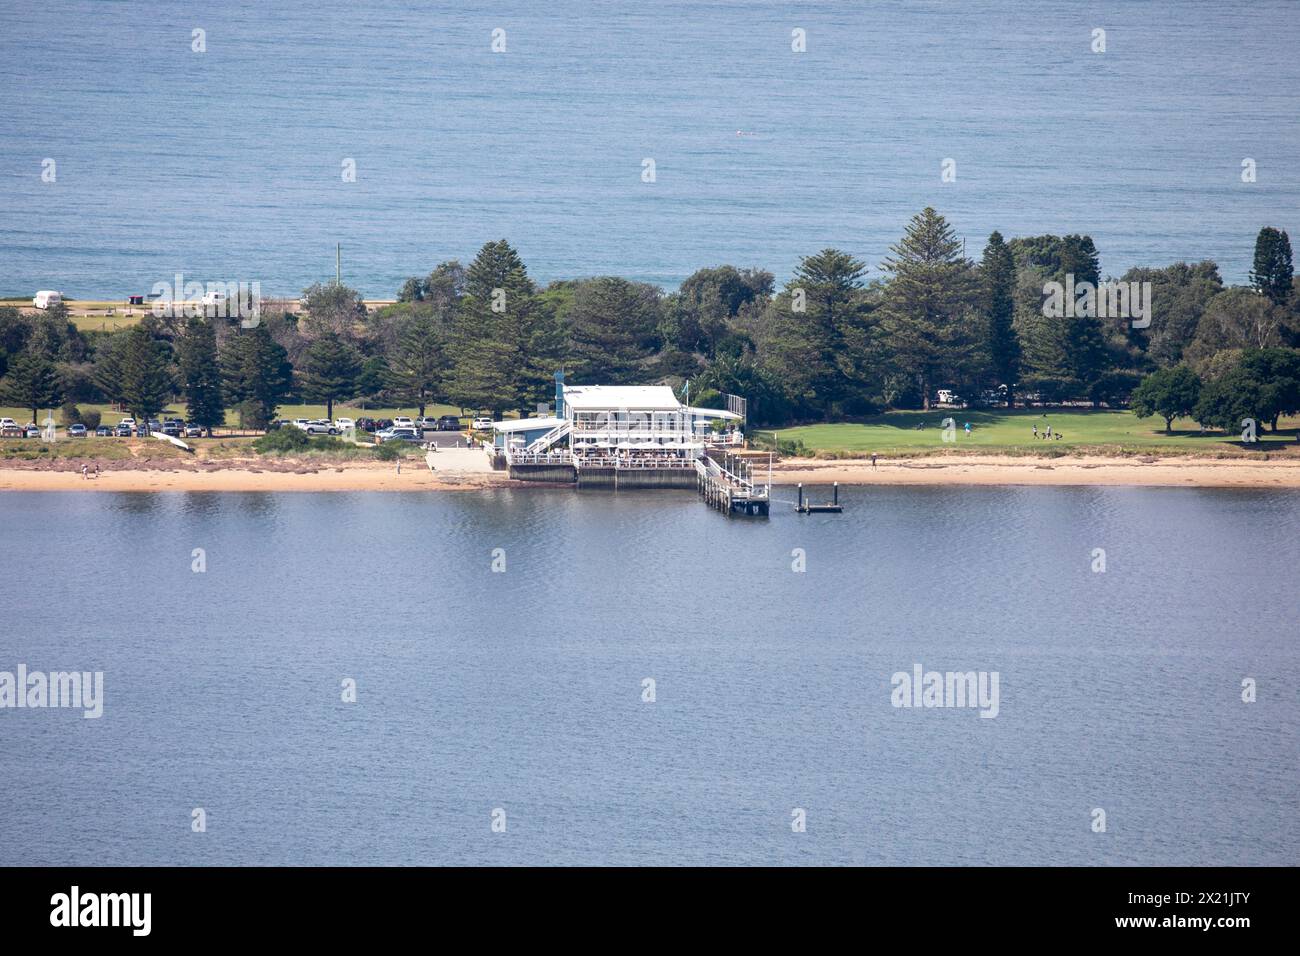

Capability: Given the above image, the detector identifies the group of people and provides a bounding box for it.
[1031,423,1063,441]
[79,464,101,479]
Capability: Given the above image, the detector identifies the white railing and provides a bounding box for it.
[525,420,571,454]
[507,449,573,466]
[700,451,768,501]
[575,455,697,470]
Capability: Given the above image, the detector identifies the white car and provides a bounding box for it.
[302,419,338,435]
[472,417,494,430]
[33,290,63,309]
[392,416,415,429]
[0,418,16,429]
[291,418,311,430]
[334,417,355,433]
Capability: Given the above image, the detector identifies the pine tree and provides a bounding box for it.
[117,325,173,426]
[567,277,661,384]
[0,352,61,424]
[92,332,127,406]
[1252,227,1294,306]
[176,318,225,435]
[385,316,448,417]
[221,326,291,429]
[879,208,979,409]
[761,249,872,416]
[979,231,1020,406]
[300,331,361,421]
[447,240,551,416]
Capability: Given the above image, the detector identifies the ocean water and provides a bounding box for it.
[1,0,1298,297]
[0,485,1296,866]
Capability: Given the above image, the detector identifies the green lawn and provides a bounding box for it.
[771,408,1300,456]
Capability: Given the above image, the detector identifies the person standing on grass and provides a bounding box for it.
[1033,425,1038,438]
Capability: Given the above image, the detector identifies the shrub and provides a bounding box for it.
[81,409,101,430]
[60,402,81,426]
[252,426,310,454]
[372,441,402,461]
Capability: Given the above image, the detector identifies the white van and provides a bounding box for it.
[33,290,62,309]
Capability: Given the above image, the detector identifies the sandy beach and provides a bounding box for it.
[772,454,1300,488]
[4,450,1300,491]
[0,447,507,493]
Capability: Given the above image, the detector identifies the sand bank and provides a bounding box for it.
[3,452,1300,492]
[771,455,1300,488]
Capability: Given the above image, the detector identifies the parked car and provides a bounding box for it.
[144,420,162,435]
[33,290,63,309]
[334,417,355,433]
[377,427,421,444]
[375,418,394,431]
[115,422,133,437]
[472,417,494,430]
[68,423,87,437]
[161,419,183,437]
[95,425,113,437]
[0,423,22,439]
[24,424,41,438]
[183,424,203,438]
[392,416,415,429]
[437,415,462,431]
[302,420,338,436]
[290,418,311,430]
[355,417,377,433]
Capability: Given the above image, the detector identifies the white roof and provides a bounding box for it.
[685,405,742,421]
[562,385,681,411]
[492,416,564,433]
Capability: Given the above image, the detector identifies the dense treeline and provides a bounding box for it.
[2,210,1297,432]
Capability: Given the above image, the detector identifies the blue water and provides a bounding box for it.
[1,0,1298,297]
[0,486,1296,865]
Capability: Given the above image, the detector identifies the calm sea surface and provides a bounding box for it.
[1,0,1298,295]
[0,485,1296,865]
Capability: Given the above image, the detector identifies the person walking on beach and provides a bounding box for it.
[871,452,878,469]
[81,464,88,480]
[396,459,401,474]
[94,463,100,479]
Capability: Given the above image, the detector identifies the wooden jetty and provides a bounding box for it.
[796,482,843,514]
[696,451,770,516]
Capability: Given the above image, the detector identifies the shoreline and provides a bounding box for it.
[3,453,1300,491]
